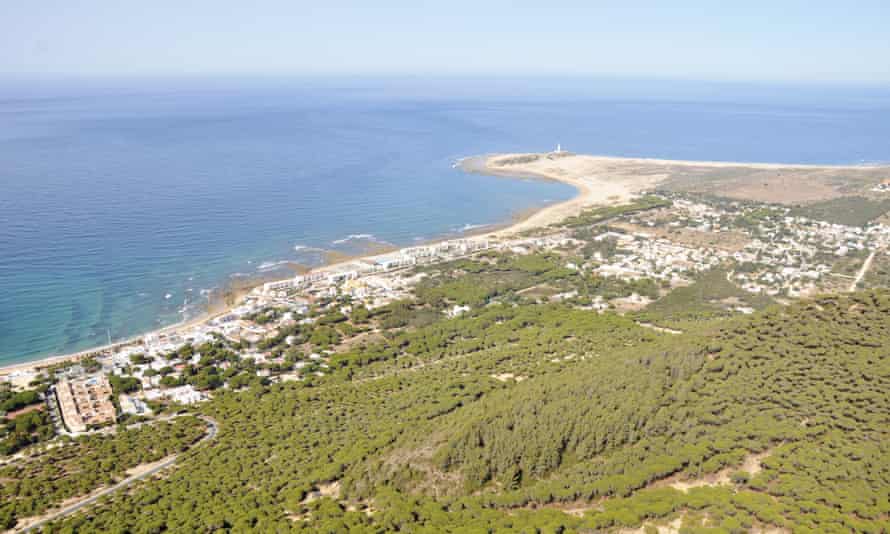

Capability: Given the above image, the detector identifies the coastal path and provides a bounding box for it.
[849,250,877,292]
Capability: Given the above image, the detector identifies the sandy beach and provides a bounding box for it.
[4,151,887,377]
[462,153,666,236]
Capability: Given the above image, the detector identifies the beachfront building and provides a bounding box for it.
[263,275,307,296]
[325,262,374,283]
[372,253,416,271]
[262,273,331,296]
[55,374,116,433]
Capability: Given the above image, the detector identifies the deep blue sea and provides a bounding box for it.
[1,78,889,364]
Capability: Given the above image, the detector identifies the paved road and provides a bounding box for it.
[18,417,217,533]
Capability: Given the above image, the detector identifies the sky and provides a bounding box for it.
[2,1,889,84]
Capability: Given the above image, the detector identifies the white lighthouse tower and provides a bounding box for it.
[555,143,563,154]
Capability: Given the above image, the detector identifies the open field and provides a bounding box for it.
[654,161,889,204]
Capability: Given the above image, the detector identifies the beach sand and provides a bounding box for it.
[462,153,666,236]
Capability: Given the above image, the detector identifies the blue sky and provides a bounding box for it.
[2,1,888,83]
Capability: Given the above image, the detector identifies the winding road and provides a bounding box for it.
[16,416,217,533]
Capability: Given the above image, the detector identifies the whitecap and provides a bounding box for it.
[332,233,376,245]
[257,260,289,272]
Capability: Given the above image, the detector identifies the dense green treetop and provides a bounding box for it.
[22,289,887,533]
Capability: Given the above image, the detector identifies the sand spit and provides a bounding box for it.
[463,152,666,236]
[465,152,890,217]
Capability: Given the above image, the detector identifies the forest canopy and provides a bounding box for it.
[15,289,887,533]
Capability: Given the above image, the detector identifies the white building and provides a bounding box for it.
[144,385,206,405]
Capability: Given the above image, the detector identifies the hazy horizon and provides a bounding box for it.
[3,1,889,84]
[2,75,889,110]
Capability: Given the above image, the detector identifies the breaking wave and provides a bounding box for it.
[332,233,376,245]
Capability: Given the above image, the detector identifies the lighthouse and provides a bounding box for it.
[555,143,563,154]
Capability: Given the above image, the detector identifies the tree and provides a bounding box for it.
[108,375,141,396]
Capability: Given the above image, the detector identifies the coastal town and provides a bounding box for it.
[4,2,890,529]
[2,150,890,534]
[4,177,890,448]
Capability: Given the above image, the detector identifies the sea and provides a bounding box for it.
[1,77,889,365]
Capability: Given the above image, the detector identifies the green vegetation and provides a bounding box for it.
[363,292,890,532]
[0,386,52,456]
[560,195,671,228]
[830,248,872,278]
[36,301,657,532]
[1,388,41,414]
[637,268,774,327]
[129,353,153,365]
[1,410,53,457]
[791,196,890,227]
[25,289,888,533]
[574,228,620,259]
[731,206,784,231]
[108,375,141,396]
[863,252,890,288]
[414,252,577,307]
[411,252,658,315]
[164,340,269,392]
[0,416,206,529]
[4,239,888,532]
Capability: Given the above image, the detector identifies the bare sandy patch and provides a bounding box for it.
[618,516,684,534]
[301,480,342,504]
[490,373,527,382]
[636,322,683,335]
[652,448,774,493]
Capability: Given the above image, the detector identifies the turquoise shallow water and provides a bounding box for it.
[1,79,889,364]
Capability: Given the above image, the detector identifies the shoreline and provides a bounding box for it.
[4,152,887,377]
[462,154,597,235]
[0,307,235,377]
[0,157,575,377]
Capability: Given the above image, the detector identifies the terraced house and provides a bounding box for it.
[55,374,115,433]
